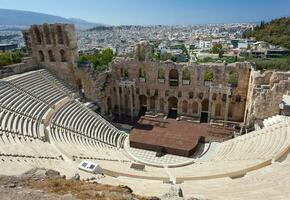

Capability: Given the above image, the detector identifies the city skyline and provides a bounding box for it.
[0,0,290,25]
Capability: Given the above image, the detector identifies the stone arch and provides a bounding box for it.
[56,25,64,44]
[120,68,124,77]
[228,103,235,118]
[228,70,239,86]
[76,79,82,90]
[182,100,188,113]
[60,49,67,62]
[33,26,41,45]
[168,96,178,110]
[159,98,165,111]
[182,67,191,81]
[158,67,165,79]
[139,95,147,116]
[43,24,51,45]
[139,95,147,108]
[169,69,178,86]
[198,92,203,100]
[38,50,45,62]
[107,97,112,114]
[204,68,214,82]
[48,50,55,62]
[192,101,198,114]
[124,68,129,78]
[201,99,209,112]
[139,67,146,78]
[149,96,155,110]
[212,93,217,101]
[168,96,178,118]
[215,103,221,117]
[124,94,129,111]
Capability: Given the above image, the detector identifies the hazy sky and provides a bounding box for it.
[1,0,290,25]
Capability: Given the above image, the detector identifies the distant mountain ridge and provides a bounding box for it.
[0,8,105,30]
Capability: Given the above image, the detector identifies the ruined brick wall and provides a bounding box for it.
[103,59,252,122]
[245,70,290,125]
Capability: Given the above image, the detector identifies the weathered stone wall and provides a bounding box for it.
[245,70,290,125]
[23,23,290,126]
[103,58,252,122]
[0,57,38,79]
[22,23,79,87]
[22,23,106,108]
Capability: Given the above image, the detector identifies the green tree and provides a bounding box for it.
[158,67,165,79]
[204,69,214,81]
[139,67,146,78]
[243,17,290,49]
[0,51,23,68]
[182,67,191,80]
[211,43,224,58]
[228,70,239,85]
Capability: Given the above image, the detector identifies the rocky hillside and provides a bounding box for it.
[244,17,290,49]
[0,168,159,200]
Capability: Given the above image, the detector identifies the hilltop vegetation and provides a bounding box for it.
[0,51,23,68]
[243,17,290,71]
[243,17,290,49]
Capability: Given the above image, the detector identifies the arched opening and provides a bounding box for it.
[228,70,239,87]
[204,68,214,85]
[139,67,146,82]
[192,101,198,114]
[38,50,45,62]
[43,24,51,45]
[212,93,217,101]
[198,92,203,100]
[159,98,165,111]
[60,49,67,62]
[124,68,129,78]
[76,79,84,98]
[182,67,191,84]
[182,100,188,114]
[169,69,178,87]
[215,103,221,117]
[150,96,155,110]
[107,97,112,115]
[202,99,209,112]
[139,95,147,116]
[158,67,165,80]
[34,26,41,45]
[124,94,129,113]
[168,96,178,119]
[228,103,234,118]
[56,25,64,44]
[201,99,209,123]
[48,50,55,62]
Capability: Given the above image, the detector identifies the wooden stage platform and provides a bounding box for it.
[129,116,233,157]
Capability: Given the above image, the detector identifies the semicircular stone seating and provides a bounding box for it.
[1,69,290,199]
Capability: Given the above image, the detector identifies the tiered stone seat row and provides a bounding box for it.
[9,69,75,105]
[263,114,288,128]
[0,81,47,138]
[50,100,127,148]
[38,70,76,96]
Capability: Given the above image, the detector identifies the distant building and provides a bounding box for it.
[199,40,212,49]
[0,43,18,52]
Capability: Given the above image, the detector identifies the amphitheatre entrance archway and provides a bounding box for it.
[201,99,209,123]
[168,96,178,119]
[139,95,147,116]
